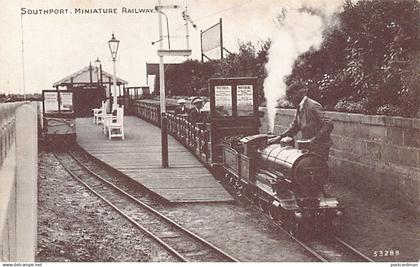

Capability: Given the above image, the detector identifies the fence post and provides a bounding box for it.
[15,103,37,261]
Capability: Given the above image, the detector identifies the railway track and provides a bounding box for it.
[53,151,239,262]
[247,196,374,262]
[283,229,374,262]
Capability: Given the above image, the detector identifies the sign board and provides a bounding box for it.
[42,90,74,114]
[214,85,232,116]
[60,91,73,111]
[237,85,254,116]
[207,77,260,165]
[209,77,258,119]
[43,92,59,113]
[202,22,221,53]
[201,19,223,60]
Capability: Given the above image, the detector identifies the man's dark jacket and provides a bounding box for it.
[282,96,333,160]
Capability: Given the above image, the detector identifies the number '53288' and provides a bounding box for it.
[373,250,400,257]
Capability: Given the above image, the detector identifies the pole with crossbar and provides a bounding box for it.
[157,0,169,168]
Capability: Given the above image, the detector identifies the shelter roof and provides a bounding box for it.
[53,65,128,86]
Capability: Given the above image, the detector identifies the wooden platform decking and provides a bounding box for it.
[75,116,233,203]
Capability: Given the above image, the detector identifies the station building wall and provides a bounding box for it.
[260,108,420,215]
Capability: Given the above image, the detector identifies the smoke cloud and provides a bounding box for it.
[263,1,342,132]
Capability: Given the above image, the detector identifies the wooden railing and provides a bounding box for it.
[134,101,161,126]
[166,113,210,161]
[133,101,210,162]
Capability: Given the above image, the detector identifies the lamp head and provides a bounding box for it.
[94,57,101,65]
[108,33,120,60]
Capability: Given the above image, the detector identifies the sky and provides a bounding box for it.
[0,0,343,94]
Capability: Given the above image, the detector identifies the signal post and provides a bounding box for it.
[155,2,191,167]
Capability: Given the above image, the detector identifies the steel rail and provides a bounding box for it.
[333,236,374,262]
[242,195,373,262]
[63,151,239,262]
[239,195,327,262]
[53,152,188,262]
[274,221,329,262]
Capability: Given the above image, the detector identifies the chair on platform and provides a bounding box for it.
[107,106,124,140]
[93,101,106,124]
[102,107,118,134]
[103,105,123,134]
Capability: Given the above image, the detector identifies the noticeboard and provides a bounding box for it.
[60,91,73,111]
[237,84,254,116]
[42,90,74,114]
[214,85,232,116]
[209,77,258,119]
[43,91,59,113]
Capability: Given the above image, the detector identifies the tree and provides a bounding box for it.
[165,40,270,102]
[285,0,420,117]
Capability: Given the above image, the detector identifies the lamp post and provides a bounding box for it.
[157,1,169,168]
[94,57,101,83]
[108,33,120,110]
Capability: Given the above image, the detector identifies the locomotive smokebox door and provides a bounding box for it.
[208,77,260,165]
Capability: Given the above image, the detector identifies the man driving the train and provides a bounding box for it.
[269,84,333,161]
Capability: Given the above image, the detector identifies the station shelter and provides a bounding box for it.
[53,64,128,117]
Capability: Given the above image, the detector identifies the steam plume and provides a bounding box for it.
[263,1,342,132]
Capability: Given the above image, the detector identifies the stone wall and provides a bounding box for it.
[0,103,38,261]
[260,108,420,214]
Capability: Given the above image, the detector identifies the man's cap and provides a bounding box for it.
[191,97,204,104]
[177,99,186,104]
[202,102,210,112]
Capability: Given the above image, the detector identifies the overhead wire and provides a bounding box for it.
[171,0,255,34]
[194,0,254,22]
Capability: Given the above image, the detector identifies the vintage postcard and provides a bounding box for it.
[0,0,419,265]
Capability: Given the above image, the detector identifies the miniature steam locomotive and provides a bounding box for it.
[135,77,344,236]
[222,134,344,235]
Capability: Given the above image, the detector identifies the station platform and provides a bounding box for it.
[75,116,233,203]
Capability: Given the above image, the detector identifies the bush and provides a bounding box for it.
[276,97,294,109]
[197,87,209,97]
[376,104,403,116]
[164,41,270,102]
[286,0,420,117]
[334,99,369,114]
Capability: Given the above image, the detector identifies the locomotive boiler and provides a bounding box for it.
[223,134,344,235]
